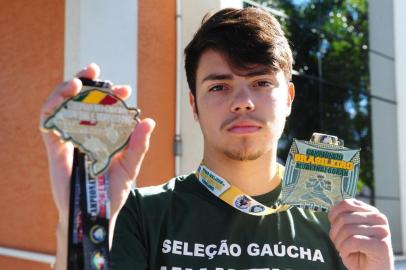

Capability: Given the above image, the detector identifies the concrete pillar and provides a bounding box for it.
[394,0,406,255]
[64,0,138,106]
[369,0,403,253]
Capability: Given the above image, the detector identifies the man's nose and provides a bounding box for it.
[230,87,255,113]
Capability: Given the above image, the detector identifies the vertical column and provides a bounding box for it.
[64,0,138,106]
[394,0,406,255]
[179,0,243,174]
[179,0,219,174]
[369,0,402,253]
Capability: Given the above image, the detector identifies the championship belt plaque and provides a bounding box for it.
[41,78,139,270]
[280,133,360,212]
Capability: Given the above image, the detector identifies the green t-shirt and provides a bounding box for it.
[111,173,347,270]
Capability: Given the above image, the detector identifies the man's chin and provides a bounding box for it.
[223,150,263,161]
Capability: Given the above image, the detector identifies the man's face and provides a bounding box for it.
[190,49,295,161]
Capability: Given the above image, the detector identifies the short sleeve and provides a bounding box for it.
[110,191,148,270]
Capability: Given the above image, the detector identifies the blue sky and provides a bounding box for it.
[292,0,311,5]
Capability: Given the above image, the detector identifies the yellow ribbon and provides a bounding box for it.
[196,164,291,216]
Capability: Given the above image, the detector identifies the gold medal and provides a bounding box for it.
[280,133,360,212]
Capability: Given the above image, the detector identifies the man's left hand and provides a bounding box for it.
[328,199,394,270]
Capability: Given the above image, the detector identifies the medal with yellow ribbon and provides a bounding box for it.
[196,164,290,216]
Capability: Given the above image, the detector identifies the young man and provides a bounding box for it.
[41,7,393,270]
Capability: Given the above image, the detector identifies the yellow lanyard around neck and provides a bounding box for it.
[196,164,291,216]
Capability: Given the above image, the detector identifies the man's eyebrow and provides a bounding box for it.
[201,67,273,83]
[241,67,273,77]
[201,73,233,83]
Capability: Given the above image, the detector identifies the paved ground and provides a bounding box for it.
[396,259,406,269]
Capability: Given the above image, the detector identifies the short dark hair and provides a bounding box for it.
[184,7,293,97]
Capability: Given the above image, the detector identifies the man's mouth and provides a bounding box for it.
[227,120,262,134]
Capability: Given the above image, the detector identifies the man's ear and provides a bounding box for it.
[189,91,199,121]
[286,82,295,116]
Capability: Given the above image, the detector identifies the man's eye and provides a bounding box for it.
[255,81,273,87]
[209,85,224,92]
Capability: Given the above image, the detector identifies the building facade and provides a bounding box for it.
[0,0,404,269]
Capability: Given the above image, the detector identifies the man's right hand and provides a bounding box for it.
[39,62,155,239]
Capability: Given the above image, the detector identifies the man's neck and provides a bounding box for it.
[201,149,280,196]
